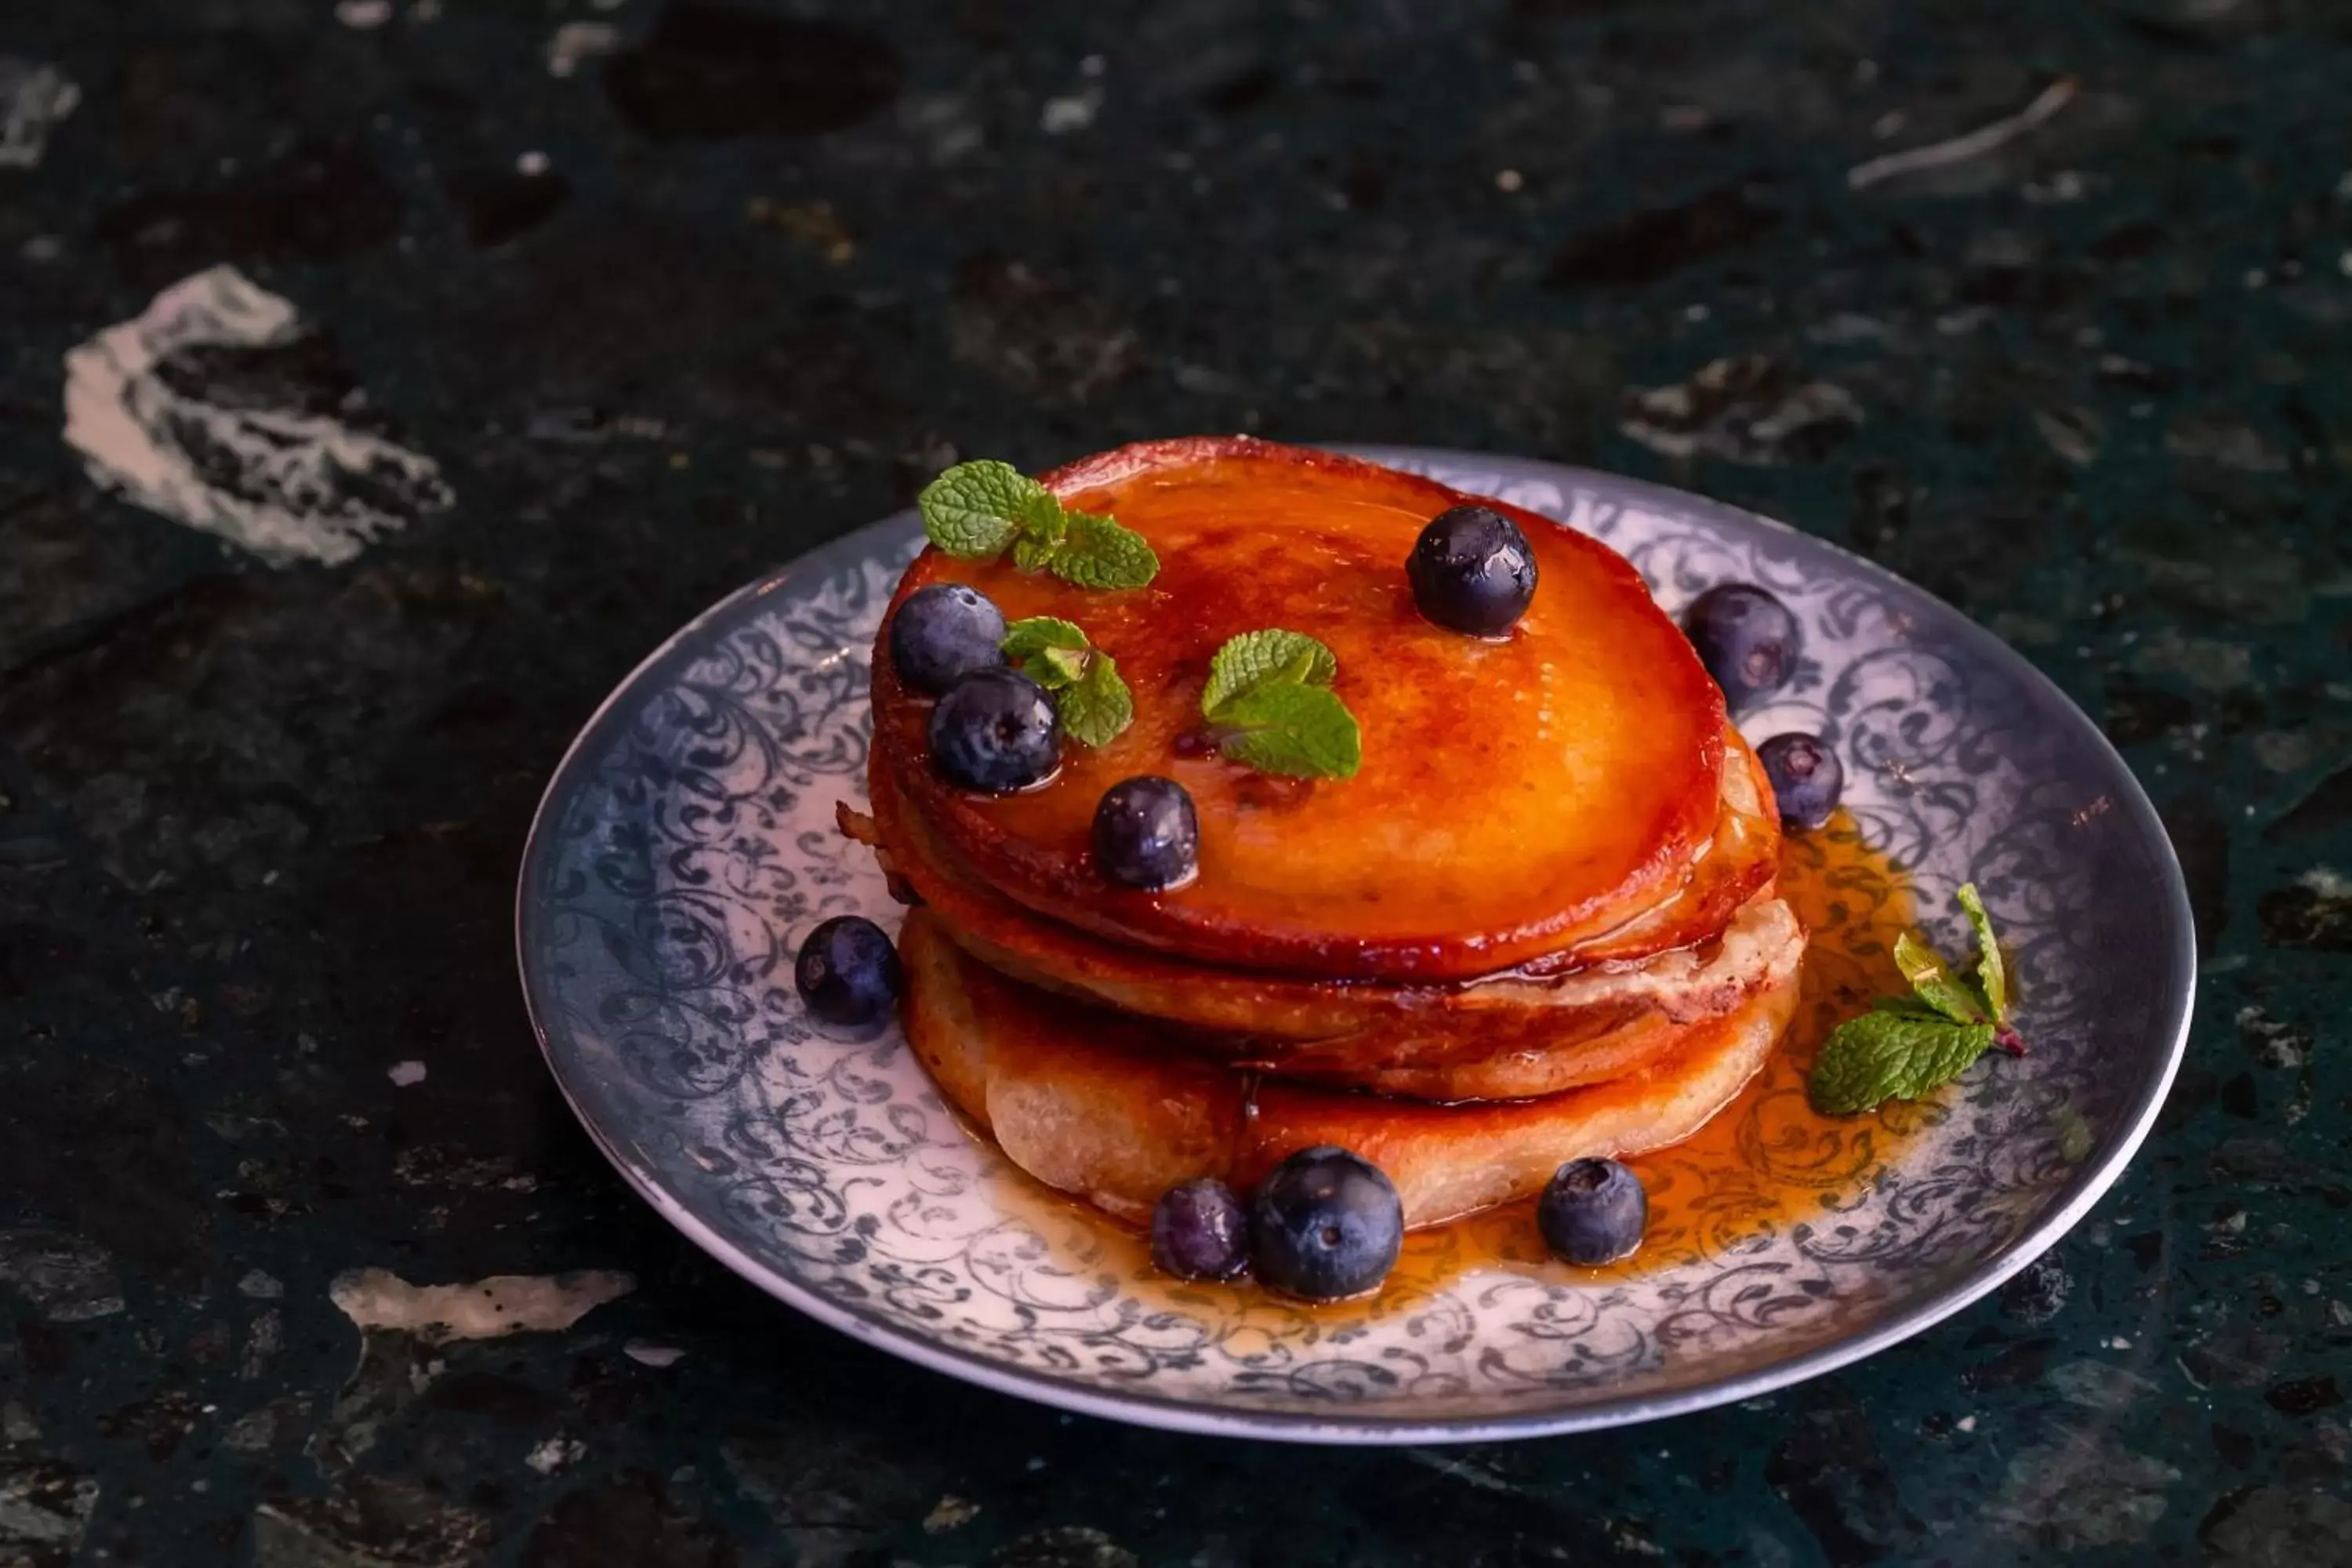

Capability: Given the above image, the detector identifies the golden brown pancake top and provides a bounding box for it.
[873,438,1727,980]
[864,731,1783,1048]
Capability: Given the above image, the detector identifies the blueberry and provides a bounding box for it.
[1537,1156,1646,1265]
[1093,776,1200,891]
[1682,584,1800,709]
[1151,1178,1250,1281]
[1250,1145,1404,1300]
[794,916,902,1028]
[1757,731,1843,830]
[1406,505,1539,636]
[889,583,1007,695]
[927,668,1061,793]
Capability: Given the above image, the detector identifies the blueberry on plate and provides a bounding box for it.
[794,916,902,1028]
[1406,505,1539,636]
[1682,584,1800,709]
[1756,731,1842,830]
[1151,1178,1250,1281]
[928,668,1061,793]
[1537,1156,1646,1265]
[888,583,1007,695]
[1250,1145,1404,1300]
[1094,776,1200,891]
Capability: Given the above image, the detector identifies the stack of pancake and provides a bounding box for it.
[857,438,1804,1230]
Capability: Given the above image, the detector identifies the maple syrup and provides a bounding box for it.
[971,811,1921,1321]
[1384,809,1926,1293]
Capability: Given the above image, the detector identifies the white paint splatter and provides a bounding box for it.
[923,1495,980,1534]
[335,0,393,28]
[387,1059,427,1087]
[547,21,622,77]
[622,1340,684,1367]
[63,265,452,565]
[2301,866,2352,899]
[1406,1450,1525,1495]
[328,1268,633,1341]
[524,1434,586,1474]
[0,58,80,169]
[1040,88,1103,135]
[1847,78,2078,192]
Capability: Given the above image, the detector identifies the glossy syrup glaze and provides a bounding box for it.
[866,741,1786,1075]
[899,906,1798,1229]
[873,438,1729,980]
[965,813,1922,1323]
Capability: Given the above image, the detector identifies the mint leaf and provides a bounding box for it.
[919,460,1043,558]
[1016,486,1067,543]
[916,460,1156,591]
[1956,882,2009,1024]
[1199,629,1359,779]
[1057,652,1134,748]
[1216,681,1362,779]
[1815,881,2028,1113]
[1894,931,1987,1025]
[1035,645,1089,686]
[998,617,1129,744]
[1007,491,1069,572]
[1200,630,1338,717]
[1809,1012,1998,1115]
[1044,511,1158,591]
[1001,616,1088,664]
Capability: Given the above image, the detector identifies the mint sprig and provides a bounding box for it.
[1957,883,2008,1023]
[1201,630,1338,714]
[1000,616,1133,748]
[1000,615,1087,663]
[1057,659,1134,749]
[1052,512,1159,590]
[1892,931,1984,1026]
[918,461,1158,591]
[1809,1014,1997,1115]
[1200,629,1361,780]
[1808,882,2025,1115]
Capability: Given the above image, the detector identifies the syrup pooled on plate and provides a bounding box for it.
[967,812,1923,1330]
[1386,809,1925,1291]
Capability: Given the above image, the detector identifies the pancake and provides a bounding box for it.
[1221,894,1798,1099]
[872,437,1729,981]
[859,726,1784,1070]
[898,909,1798,1229]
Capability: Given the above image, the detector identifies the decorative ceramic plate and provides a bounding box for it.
[515,447,2194,1443]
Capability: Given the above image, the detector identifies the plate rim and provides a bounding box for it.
[514,444,2196,1445]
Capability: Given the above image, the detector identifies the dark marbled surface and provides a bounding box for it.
[2,0,2348,1563]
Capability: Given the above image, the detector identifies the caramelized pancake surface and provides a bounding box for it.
[898,909,1797,1229]
[863,735,1788,1083]
[873,438,1726,980]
